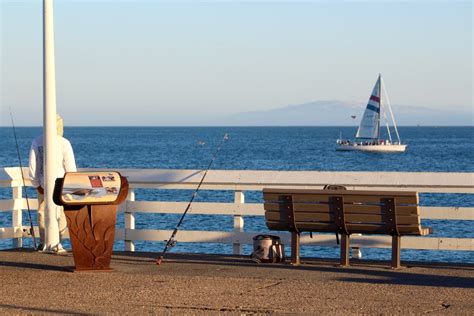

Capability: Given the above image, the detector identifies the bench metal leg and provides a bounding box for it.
[340,233,350,267]
[291,231,300,265]
[391,235,401,269]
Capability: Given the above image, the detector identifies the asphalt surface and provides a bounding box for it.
[1,249,473,315]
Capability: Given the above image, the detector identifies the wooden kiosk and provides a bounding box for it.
[54,171,128,271]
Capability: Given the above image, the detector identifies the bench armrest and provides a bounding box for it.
[420,227,433,236]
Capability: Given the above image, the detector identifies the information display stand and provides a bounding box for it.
[54,171,128,271]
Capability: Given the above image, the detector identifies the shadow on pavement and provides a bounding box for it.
[0,260,68,272]
[0,304,91,315]
[112,251,474,289]
[2,249,473,289]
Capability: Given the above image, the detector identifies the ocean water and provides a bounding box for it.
[0,126,473,263]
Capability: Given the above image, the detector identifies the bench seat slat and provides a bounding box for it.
[307,223,418,233]
[267,221,423,235]
[265,211,334,222]
[266,220,336,232]
[264,194,330,203]
[267,221,432,236]
[265,202,419,217]
[397,215,421,225]
[266,212,419,225]
[346,214,420,225]
[264,202,331,213]
[343,205,418,216]
[343,195,417,205]
[263,193,417,206]
[295,203,418,216]
[266,221,432,236]
[338,223,422,234]
[264,189,418,197]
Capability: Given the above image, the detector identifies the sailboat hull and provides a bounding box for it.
[336,144,407,152]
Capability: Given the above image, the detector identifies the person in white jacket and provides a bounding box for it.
[28,114,76,253]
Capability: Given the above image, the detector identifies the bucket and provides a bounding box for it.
[250,234,285,263]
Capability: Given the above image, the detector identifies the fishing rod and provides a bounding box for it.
[9,109,37,249]
[156,133,229,265]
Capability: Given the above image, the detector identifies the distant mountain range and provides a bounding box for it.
[209,100,472,126]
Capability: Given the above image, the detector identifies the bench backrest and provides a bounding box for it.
[263,189,424,236]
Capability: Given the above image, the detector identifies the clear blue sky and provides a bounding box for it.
[1,0,472,126]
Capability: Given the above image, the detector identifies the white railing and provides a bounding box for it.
[1,167,473,255]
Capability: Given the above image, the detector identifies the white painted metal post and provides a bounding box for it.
[233,191,245,255]
[124,189,135,252]
[352,233,362,259]
[43,0,60,250]
[352,247,362,259]
[12,187,23,248]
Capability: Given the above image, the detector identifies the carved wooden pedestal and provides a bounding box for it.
[54,172,129,272]
[64,204,118,271]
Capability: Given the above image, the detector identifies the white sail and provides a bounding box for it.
[355,75,381,140]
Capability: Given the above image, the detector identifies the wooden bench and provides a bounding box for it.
[263,188,432,268]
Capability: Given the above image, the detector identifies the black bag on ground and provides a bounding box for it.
[250,234,285,263]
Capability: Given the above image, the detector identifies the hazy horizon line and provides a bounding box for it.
[2,125,473,128]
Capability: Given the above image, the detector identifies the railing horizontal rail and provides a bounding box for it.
[420,207,474,220]
[125,230,474,251]
[1,227,125,241]
[122,201,263,216]
[0,199,39,212]
[2,167,474,193]
[2,198,473,220]
[8,227,474,252]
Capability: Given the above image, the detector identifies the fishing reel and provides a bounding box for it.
[165,237,177,249]
[156,238,177,265]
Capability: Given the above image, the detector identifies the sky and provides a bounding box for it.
[0,0,472,126]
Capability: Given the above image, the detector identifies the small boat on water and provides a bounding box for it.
[337,74,406,152]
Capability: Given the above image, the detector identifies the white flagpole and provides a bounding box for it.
[43,0,60,249]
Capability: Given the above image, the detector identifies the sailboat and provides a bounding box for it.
[336,74,406,152]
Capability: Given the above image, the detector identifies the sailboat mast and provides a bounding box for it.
[377,74,381,142]
[382,108,393,143]
[382,77,402,143]
[381,76,393,143]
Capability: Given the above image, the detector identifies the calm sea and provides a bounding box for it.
[1,126,473,263]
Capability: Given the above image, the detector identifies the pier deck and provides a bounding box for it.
[1,249,473,314]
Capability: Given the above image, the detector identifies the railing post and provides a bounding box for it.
[12,186,23,248]
[233,191,245,255]
[124,188,135,252]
